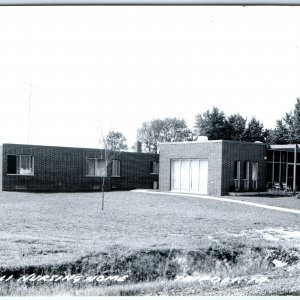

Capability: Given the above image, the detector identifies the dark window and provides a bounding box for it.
[274,163,280,182]
[7,155,34,175]
[7,155,17,174]
[297,152,300,164]
[112,160,121,177]
[151,162,159,174]
[234,161,241,190]
[267,151,273,162]
[266,162,272,183]
[274,151,280,162]
[243,161,249,180]
[281,163,287,182]
[282,152,287,162]
[288,152,295,163]
[234,161,240,179]
[86,158,106,177]
[287,164,294,187]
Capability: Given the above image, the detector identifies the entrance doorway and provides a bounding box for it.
[171,159,208,195]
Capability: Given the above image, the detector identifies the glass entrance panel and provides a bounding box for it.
[190,159,200,193]
[171,160,181,190]
[171,159,208,195]
[199,160,208,194]
[180,160,190,191]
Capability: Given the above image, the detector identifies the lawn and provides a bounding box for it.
[224,193,300,210]
[0,190,299,295]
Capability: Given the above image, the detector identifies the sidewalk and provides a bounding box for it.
[132,189,300,215]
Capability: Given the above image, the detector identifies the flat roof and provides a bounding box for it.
[160,140,266,146]
[1,143,158,155]
[160,140,222,145]
[269,144,300,151]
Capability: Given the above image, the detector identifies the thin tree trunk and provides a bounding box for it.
[101,176,105,210]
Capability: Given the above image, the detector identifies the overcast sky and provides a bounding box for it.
[0,6,300,149]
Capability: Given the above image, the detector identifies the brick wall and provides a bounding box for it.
[221,141,267,195]
[2,144,158,192]
[159,141,223,196]
[159,140,267,196]
[110,152,159,190]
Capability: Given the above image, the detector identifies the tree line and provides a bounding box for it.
[103,98,300,153]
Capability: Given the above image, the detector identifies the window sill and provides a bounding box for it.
[7,174,34,176]
[150,173,159,175]
[111,176,121,178]
[86,175,107,178]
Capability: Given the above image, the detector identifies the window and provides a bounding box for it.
[234,161,240,179]
[151,162,159,174]
[111,160,121,177]
[7,155,34,175]
[243,161,250,190]
[252,162,258,190]
[243,161,249,180]
[234,161,240,189]
[86,158,106,177]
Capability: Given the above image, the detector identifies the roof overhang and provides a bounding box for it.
[268,144,300,152]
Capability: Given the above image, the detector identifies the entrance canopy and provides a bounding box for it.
[267,144,300,191]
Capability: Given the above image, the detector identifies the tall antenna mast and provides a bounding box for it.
[24,81,37,144]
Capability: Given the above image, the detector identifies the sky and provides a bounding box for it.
[1,6,300,149]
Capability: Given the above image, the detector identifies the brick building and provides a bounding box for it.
[2,141,299,196]
[0,143,159,192]
[159,140,267,196]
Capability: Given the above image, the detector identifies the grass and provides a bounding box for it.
[0,190,300,295]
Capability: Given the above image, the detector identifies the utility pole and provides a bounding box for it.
[24,81,37,144]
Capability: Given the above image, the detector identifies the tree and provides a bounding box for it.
[283,98,300,143]
[268,120,289,144]
[194,107,230,140]
[284,112,295,143]
[227,114,247,141]
[290,98,300,142]
[98,128,123,210]
[103,131,128,151]
[242,117,267,142]
[268,98,300,144]
[137,118,192,153]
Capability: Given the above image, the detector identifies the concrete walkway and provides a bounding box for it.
[132,190,300,215]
